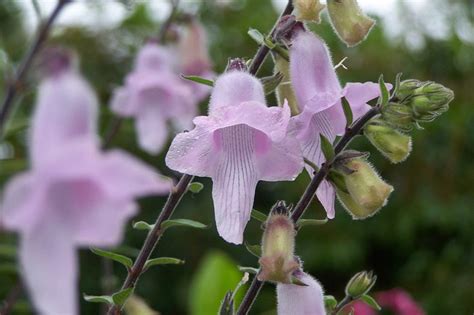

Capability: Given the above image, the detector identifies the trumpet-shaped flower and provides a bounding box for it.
[276,270,326,315]
[289,30,391,219]
[1,63,171,315]
[111,43,196,154]
[166,71,303,244]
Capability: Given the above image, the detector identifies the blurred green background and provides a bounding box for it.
[0,0,473,314]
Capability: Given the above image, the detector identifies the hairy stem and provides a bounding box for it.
[236,106,381,315]
[0,0,70,139]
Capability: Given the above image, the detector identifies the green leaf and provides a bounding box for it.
[190,251,245,315]
[181,74,214,87]
[83,294,113,304]
[320,134,335,162]
[188,182,204,194]
[261,72,284,95]
[247,28,265,45]
[251,209,267,222]
[133,221,154,231]
[341,97,353,127]
[90,247,133,268]
[238,266,259,274]
[378,74,390,107]
[161,219,207,230]
[144,257,185,270]
[0,244,17,258]
[297,218,328,228]
[360,294,382,310]
[392,72,403,98]
[244,243,261,258]
[324,295,338,311]
[112,288,134,306]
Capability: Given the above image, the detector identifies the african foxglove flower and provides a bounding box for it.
[289,30,391,219]
[1,58,171,315]
[166,70,303,244]
[351,289,425,315]
[111,42,195,154]
[276,270,326,315]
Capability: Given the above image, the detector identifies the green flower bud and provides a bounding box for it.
[336,158,393,219]
[294,0,326,23]
[364,120,412,163]
[381,102,415,132]
[273,53,300,115]
[327,0,375,47]
[395,79,422,101]
[345,271,377,298]
[258,202,299,284]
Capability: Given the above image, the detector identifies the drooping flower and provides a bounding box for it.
[276,270,327,315]
[1,56,171,315]
[166,70,303,244]
[111,42,195,154]
[289,30,391,219]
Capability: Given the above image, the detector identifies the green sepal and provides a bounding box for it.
[181,74,214,87]
[144,257,185,271]
[251,209,268,223]
[360,294,382,310]
[244,242,262,258]
[341,97,353,127]
[378,74,390,107]
[161,219,207,230]
[320,134,335,162]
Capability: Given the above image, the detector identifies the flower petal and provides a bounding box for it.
[290,31,341,111]
[134,43,174,72]
[211,125,259,244]
[136,105,169,154]
[343,82,393,119]
[110,87,134,116]
[317,180,336,219]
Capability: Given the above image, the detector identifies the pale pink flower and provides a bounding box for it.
[166,70,303,244]
[1,63,171,315]
[277,270,326,315]
[289,30,391,219]
[111,43,195,154]
[350,288,425,315]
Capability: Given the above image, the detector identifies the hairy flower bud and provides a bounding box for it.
[381,102,415,132]
[364,119,412,163]
[327,0,375,47]
[336,158,393,219]
[294,0,326,23]
[273,53,299,115]
[345,271,377,298]
[258,202,299,283]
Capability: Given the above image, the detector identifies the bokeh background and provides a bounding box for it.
[0,0,473,314]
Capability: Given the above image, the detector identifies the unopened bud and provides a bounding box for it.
[395,79,422,101]
[381,103,415,132]
[327,0,375,47]
[336,158,393,219]
[294,0,326,23]
[226,58,248,72]
[345,271,377,298]
[272,53,299,115]
[364,120,412,163]
[258,202,299,283]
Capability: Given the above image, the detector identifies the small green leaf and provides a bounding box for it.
[0,244,17,258]
[247,28,265,45]
[297,218,328,228]
[341,97,353,127]
[244,243,261,258]
[90,247,133,268]
[360,294,382,310]
[320,134,335,162]
[112,288,134,306]
[238,266,259,274]
[261,72,284,95]
[83,294,113,304]
[181,75,214,87]
[251,209,267,223]
[324,295,338,311]
[188,182,204,194]
[161,219,207,230]
[378,74,390,107]
[392,72,403,98]
[144,257,185,270]
[133,221,154,231]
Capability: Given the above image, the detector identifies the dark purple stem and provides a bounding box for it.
[0,0,70,139]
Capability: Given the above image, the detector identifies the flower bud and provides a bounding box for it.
[381,102,415,132]
[272,53,299,115]
[226,58,248,72]
[294,0,326,23]
[327,0,375,47]
[364,120,412,163]
[345,271,377,299]
[336,158,393,219]
[258,202,299,284]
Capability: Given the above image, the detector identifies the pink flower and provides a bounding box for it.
[111,43,196,154]
[351,288,425,315]
[277,271,326,315]
[166,70,303,244]
[289,30,391,219]
[1,63,171,315]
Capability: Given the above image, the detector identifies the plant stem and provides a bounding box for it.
[236,106,381,315]
[0,0,70,139]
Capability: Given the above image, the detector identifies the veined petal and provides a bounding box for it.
[31,70,98,167]
[136,105,169,154]
[209,71,265,112]
[20,223,77,315]
[211,125,259,244]
[290,31,341,111]
[277,271,326,315]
